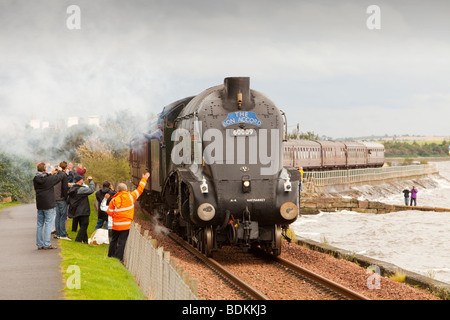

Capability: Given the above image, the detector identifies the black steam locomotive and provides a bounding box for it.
[130,77,300,256]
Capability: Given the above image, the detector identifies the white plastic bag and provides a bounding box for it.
[88,228,110,245]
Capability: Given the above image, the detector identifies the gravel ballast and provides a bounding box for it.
[134,212,441,300]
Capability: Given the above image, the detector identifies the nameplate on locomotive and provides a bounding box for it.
[222,111,262,128]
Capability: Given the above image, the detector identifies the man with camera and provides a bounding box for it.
[33,162,66,250]
[54,161,71,240]
[67,175,95,243]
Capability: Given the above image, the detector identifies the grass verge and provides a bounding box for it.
[0,201,21,212]
[59,194,145,300]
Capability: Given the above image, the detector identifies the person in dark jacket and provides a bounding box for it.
[67,175,95,243]
[95,181,116,230]
[33,162,66,250]
[54,161,71,240]
[402,187,410,206]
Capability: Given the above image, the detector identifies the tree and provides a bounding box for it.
[383,141,449,157]
[287,130,320,140]
[77,139,131,186]
[57,124,96,162]
[0,151,35,202]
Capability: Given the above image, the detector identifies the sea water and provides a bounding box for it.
[292,161,450,284]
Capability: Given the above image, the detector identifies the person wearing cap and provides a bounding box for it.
[402,187,410,206]
[95,180,116,230]
[67,175,95,243]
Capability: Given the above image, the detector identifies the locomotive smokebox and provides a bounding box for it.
[224,77,254,111]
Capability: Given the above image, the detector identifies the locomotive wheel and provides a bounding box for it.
[204,226,214,257]
[163,209,174,230]
[198,226,213,257]
[197,229,204,252]
[186,223,194,245]
[227,223,237,245]
[272,225,282,256]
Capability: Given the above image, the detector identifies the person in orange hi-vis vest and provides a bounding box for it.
[107,172,150,261]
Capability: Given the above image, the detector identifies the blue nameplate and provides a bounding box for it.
[222,112,262,127]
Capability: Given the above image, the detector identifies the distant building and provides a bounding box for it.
[88,116,100,127]
[29,119,40,129]
[28,115,101,130]
[67,116,79,127]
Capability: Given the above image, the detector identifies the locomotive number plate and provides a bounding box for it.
[230,128,256,136]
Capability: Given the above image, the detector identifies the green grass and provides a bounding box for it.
[59,194,145,300]
[388,270,406,283]
[396,140,444,145]
[0,201,21,211]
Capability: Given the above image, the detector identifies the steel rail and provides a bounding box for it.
[274,255,371,300]
[169,231,369,300]
[168,232,269,300]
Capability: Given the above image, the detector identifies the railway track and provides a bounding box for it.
[272,254,370,300]
[168,232,370,300]
[168,232,268,300]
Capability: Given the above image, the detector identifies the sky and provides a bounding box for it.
[1,0,450,140]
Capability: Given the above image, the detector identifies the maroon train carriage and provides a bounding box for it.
[283,140,322,169]
[318,140,346,169]
[283,139,385,170]
[360,141,385,167]
[344,141,367,168]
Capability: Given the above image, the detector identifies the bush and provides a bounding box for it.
[388,270,406,283]
[0,152,35,203]
[383,141,449,157]
[77,139,131,186]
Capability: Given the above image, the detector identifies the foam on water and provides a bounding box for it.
[292,161,450,284]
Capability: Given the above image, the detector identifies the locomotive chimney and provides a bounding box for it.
[223,77,254,111]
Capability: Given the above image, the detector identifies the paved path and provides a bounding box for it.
[0,204,64,300]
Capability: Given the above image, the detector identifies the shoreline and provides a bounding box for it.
[297,170,450,299]
[292,235,450,299]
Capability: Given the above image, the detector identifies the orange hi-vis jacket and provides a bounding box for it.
[107,178,147,231]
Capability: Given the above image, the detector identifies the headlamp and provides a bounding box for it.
[242,176,251,193]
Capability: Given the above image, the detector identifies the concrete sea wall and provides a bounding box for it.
[300,196,450,215]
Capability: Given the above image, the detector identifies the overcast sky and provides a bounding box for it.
[1,0,450,139]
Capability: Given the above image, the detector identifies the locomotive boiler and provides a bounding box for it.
[130,77,300,256]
